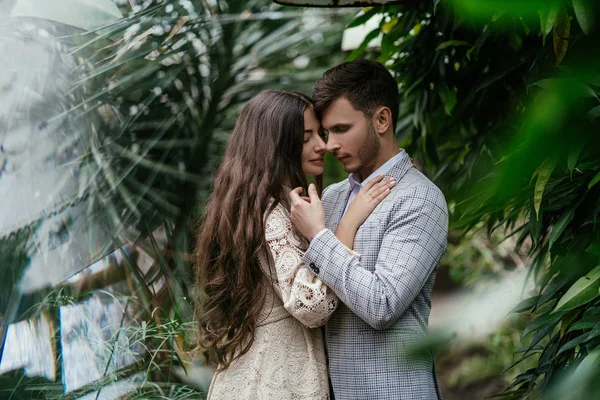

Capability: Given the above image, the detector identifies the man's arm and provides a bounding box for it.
[301,185,448,330]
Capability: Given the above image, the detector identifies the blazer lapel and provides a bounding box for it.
[326,154,412,230]
[386,154,413,182]
[327,181,351,231]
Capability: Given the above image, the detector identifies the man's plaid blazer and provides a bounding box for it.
[302,155,448,399]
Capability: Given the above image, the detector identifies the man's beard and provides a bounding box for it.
[347,122,380,174]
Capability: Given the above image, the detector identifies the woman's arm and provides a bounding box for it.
[335,176,396,250]
[264,204,339,328]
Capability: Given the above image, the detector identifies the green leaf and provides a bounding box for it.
[553,9,571,65]
[529,203,543,247]
[568,143,584,174]
[589,171,600,189]
[346,8,378,29]
[568,320,599,332]
[587,321,600,340]
[549,207,576,250]
[466,47,475,60]
[511,296,541,314]
[476,62,522,93]
[522,312,564,338]
[524,325,555,356]
[588,105,600,121]
[586,243,600,257]
[540,6,560,45]
[438,85,457,116]
[557,331,589,355]
[574,346,600,375]
[531,78,560,90]
[553,265,600,312]
[347,28,380,62]
[435,40,472,50]
[573,0,596,35]
[381,17,398,34]
[534,159,556,218]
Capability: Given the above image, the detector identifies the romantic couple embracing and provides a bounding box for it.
[194,59,449,399]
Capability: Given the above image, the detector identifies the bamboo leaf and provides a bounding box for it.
[568,144,584,174]
[589,171,600,189]
[529,203,543,248]
[511,296,541,314]
[522,312,564,338]
[554,265,600,312]
[436,40,472,50]
[549,207,576,249]
[587,321,600,340]
[534,159,556,218]
[347,8,378,29]
[557,331,589,355]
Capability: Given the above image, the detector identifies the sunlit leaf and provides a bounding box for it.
[553,265,600,312]
[540,6,560,46]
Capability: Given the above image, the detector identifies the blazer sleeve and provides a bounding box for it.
[302,184,448,330]
[263,205,341,328]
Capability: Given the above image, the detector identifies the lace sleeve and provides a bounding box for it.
[263,205,340,328]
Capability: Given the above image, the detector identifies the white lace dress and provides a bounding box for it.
[207,203,354,400]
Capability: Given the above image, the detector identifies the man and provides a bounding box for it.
[289,59,448,399]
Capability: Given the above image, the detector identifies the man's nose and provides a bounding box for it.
[325,137,339,153]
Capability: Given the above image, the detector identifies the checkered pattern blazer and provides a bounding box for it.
[302,155,448,399]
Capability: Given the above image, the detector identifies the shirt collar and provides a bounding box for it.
[348,150,406,189]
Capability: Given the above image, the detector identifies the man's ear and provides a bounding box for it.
[373,106,392,135]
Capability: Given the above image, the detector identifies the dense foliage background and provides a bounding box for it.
[1,0,599,399]
[352,0,600,398]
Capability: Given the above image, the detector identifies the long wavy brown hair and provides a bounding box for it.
[194,90,318,370]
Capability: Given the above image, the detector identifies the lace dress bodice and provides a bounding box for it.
[207,203,345,400]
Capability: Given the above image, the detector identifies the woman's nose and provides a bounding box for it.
[315,135,326,152]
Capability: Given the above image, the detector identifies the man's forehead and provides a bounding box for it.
[321,97,361,127]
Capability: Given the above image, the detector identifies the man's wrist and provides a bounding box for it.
[308,227,327,242]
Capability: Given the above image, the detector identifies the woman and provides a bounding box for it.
[194,90,395,399]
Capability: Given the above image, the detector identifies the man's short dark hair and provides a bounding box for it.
[312,59,399,131]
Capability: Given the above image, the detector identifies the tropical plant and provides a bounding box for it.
[350,0,600,397]
[0,0,350,398]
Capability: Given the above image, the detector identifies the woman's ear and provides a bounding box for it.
[373,106,392,134]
